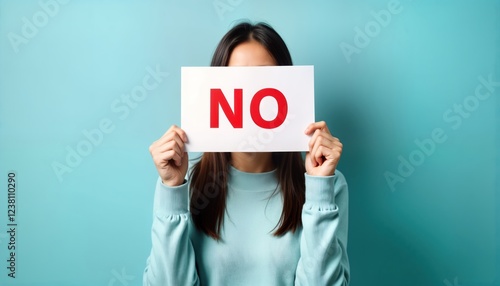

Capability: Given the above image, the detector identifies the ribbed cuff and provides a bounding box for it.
[153,177,189,216]
[304,173,336,209]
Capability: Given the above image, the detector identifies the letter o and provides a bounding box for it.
[463,95,479,112]
[131,86,147,102]
[203,182,219,199]
[250,88,288,129]
[304,257,316,270]
[193,195,209,210]
[33,11,49,27]
[408,150,425,166]
[365,21,381,37]
[76,140,93,157]
[258,129,274,144]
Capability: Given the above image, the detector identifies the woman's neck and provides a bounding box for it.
[230,152,275,173]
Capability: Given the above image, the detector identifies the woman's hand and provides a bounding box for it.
[304,121,343,176]
[149,125,189,186]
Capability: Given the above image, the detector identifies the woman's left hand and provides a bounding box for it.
[304,121,343,176]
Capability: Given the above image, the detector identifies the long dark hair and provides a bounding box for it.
[189,22,305,240]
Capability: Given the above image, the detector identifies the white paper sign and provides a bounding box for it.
[181,66,314,152]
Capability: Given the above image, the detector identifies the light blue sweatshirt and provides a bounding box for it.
[143,166,349,286]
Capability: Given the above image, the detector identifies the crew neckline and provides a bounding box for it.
[228,166,279,192]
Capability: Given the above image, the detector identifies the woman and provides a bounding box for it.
[143,22,349,286]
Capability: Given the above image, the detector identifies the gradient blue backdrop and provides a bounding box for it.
[0,0,498,285]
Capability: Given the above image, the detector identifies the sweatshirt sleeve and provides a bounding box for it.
[295,170,350,286]
[143,177,200,286]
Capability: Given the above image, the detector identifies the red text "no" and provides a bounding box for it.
[210,88,288,129]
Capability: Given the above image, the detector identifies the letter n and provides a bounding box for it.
[210,88,243,128]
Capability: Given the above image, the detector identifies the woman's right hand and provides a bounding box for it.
[149,125,189,186]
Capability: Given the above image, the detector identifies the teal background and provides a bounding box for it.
[0,0,498,285]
